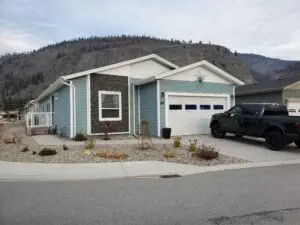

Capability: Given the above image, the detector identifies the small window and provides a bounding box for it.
[289,109,296,112]
[213,105,224,110]
[185,104,197,110]
[99,91,122,121]
[200,104,211,110]
[169,104,182,110]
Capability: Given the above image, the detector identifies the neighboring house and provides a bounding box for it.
[236,76,300,116]
[25,54,244,138]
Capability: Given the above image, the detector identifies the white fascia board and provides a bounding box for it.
[156,60,245,86]
[62,54,178,80]
[36,78,65,102]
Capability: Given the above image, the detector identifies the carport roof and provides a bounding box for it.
[236,76,300,96]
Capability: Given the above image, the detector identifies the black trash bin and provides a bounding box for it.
[162,128,171,139]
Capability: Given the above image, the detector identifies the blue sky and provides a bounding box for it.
[1,0,300,59]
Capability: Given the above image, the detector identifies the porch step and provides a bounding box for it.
[31,127,49,136]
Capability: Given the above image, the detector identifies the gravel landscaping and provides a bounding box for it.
[0,123,249,166]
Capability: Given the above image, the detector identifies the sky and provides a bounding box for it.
[1,0,300,60]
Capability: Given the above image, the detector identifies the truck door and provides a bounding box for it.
[240,105,261,135]
[221,106,243,132]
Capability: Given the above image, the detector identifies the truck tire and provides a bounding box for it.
[265,131,285,151]
[211,124,226,138]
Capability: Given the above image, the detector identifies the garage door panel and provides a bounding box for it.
[168,95,228,136]
[287,99,300,116]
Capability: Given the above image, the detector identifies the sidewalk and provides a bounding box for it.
[1,159,300,181]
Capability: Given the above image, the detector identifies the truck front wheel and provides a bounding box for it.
[265,131,285,151]
[211,124,226,138]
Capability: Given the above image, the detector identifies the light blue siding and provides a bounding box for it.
[39,97,50,112]
[139,81,158,136]
[160,80,234,129]
[53,85,70,137]
[72,76,87,134]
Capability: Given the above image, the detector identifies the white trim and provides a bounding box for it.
[165,92,169,127]
[133,85,136,135]
[157,80,161,137]
[62,54,178,80]
[98,91,122,121]
[135,60,245,86]
[86,74,91,135]
[90,132,130,135]
[138,85,141,134]
[69,81,74,138]
[156,61,244,85]
[128,77,131,134]
[166,92,230,98]
[232,85,235,106]
[73,82,76,136]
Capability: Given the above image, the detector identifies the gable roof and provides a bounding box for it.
[236,76,300,96]
[134,60,245,85]
[62,54,178,80]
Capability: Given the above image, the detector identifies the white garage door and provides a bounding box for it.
[167,95,229,136]
[287,99,300,116]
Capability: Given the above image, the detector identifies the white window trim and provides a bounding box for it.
[98,90,122,121]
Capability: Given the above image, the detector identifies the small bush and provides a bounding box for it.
[95,150,128,160]
[85,138,95,149]
[73,133,87,141]
[193,144,219,160]
[173,136,182,148]
[21,146,29,152]
[188,139,198,152]
[39,148,57,156]
[164,151,176,158]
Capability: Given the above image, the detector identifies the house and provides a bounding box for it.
[25,54,244,138]
[236,76,300,116]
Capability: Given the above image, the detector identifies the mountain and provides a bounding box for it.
[239,53,298,81]
[0,35,255,110]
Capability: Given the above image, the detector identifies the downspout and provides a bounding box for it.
[60,80,76,138]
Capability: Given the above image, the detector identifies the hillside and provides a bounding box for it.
[0,36,255,109]
[239,53,297,81]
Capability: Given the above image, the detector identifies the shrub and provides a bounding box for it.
[85,138,95,149]
[173,136,182,148]
[193,144,219,160]
[95,150,128,160]
[188,139,198,152]
[21,146,29,152]
[63,144,68,151]
[164,151,176,158]
[73,133,87,141]
[39,148,57,156]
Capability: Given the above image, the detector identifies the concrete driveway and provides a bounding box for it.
[181,135,300,162]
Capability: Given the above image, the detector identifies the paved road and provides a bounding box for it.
[1,164,300,225]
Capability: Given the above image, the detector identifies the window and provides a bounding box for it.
[200,104,211,110]
[213,105,224,110]
[169,104,182,110]
[289,109,296,112]
[99,91,122,121]
[185,104,197,110]
[228,106,242,115]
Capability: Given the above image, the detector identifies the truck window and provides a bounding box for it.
[263,109,288,116]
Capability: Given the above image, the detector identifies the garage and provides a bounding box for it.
[167,94,230,136]
[286,99,300,116]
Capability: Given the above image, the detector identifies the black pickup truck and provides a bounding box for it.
[210,103,300,150]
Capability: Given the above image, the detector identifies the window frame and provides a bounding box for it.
[213,104,224,110]
[169,104,182,110]
[98,90,122,121]
[185,104,197,110]
[200,104,211,110]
